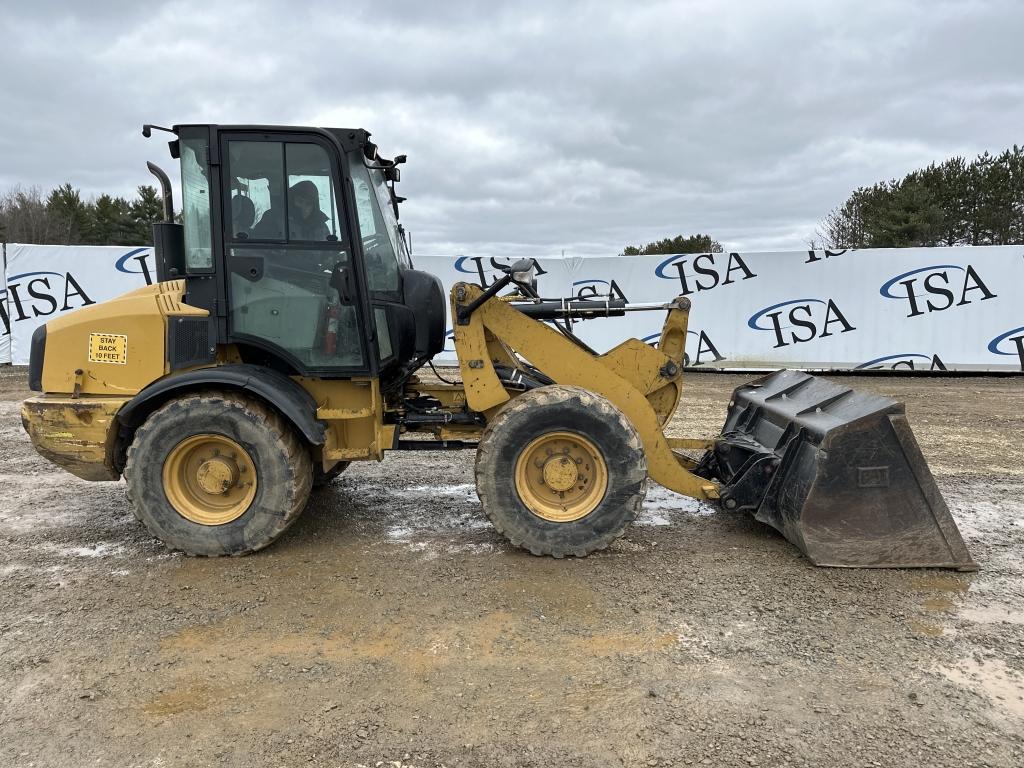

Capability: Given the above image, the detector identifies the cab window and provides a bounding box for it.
[228,142,342,243]
[179,127,213,270]
[223,138,362,370]
[350,162,400,295]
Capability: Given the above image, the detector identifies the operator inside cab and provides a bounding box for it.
[287,180,331,241]
[251,179,331,241]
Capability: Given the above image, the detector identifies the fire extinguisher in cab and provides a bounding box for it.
[323,303,339,355]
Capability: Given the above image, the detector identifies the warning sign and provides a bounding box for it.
[88,333,128,365]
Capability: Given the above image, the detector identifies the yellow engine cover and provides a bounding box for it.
[39,280,207,396]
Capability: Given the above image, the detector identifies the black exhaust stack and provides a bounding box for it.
[146,161,185,282]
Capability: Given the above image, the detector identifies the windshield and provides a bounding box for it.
[367,166,411,267]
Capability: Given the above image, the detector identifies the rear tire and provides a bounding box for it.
[475,385,647,557]
[312,461,350,488]
[124,391,313,556]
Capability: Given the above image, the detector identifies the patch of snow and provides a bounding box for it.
[635,512,672,527]
[387,526,415,541]
[402,483,477,497]
[51,542,127,558]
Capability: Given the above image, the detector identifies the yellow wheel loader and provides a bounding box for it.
[21,123,976,569]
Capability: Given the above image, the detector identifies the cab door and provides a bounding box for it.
[218,132,371,376]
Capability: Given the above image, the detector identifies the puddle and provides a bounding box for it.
[959,604,1024,626]
[921,596,955,613]
[908,619,948,637]
[952,499,1021,540]
[144,682,228,716]
[939,657,1024,719]
[377,481,716,544]
[910,574,969,593]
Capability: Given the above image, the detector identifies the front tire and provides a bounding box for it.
[475,385,647,557]
[124,391,312,556]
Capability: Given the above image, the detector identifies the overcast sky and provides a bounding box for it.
[2,0,1022,256]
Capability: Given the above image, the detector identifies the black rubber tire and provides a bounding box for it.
[475,385,647,557]
[312,461,350,488]
[124,391,313,556]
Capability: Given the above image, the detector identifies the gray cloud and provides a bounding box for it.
[1,0,1022,256]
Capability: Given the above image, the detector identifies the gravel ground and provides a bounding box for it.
[0,365,1021,768]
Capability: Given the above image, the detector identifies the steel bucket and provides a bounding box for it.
[696,370,977,570]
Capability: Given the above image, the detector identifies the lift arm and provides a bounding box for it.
[450,282,721,501]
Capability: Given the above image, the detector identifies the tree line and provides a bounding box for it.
[819,146,1024,249]
[5,147,1024,253]
[621,234,723,256]
[623,146,1024,254]
[0,184,164,246]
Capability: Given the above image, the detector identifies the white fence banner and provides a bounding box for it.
[417,247,1024,372]
[5,244,154,365]
[3,243,1022,371]
[0,251,10,365]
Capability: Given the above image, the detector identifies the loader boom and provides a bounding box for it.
[450,283,719,501]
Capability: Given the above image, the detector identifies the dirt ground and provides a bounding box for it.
[1,365,1022,768]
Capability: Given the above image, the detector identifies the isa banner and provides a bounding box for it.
[0,256,10,365]
[417,247,1024,372]
[4,244,155,365]
[3,244,1022,371]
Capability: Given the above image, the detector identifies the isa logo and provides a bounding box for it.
[0,286,9,336]
[453,256,548,287]
[572,279,628,301]
[114,247,156,285]
[880,264,996,318]
[2,270,95,322]
[855,353,947,371]
[988,326,1024,371]
[641,329,725,366]
[654,252,756,295]
[748,298,856,349]
[804,249,848,263]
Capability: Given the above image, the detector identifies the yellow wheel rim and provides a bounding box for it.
[514,431,608,523]
[162,434,257,526]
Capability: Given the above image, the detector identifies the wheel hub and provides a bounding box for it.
[196,456,240,495]
[542,455,579,491]
[162,434,257,526]
[514,431,609,523]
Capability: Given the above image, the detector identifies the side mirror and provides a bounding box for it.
[385,166,401,183]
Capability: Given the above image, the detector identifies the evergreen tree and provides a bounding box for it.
[819,146,1024,248]
[1,183,169,246]
[127,185,164,244]
[46,184,93,245]
[622,233,723,255]
[88,194,134,245]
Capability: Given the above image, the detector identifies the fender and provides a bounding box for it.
[116,364,326,445]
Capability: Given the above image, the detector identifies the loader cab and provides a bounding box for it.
[152,123,445,390]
